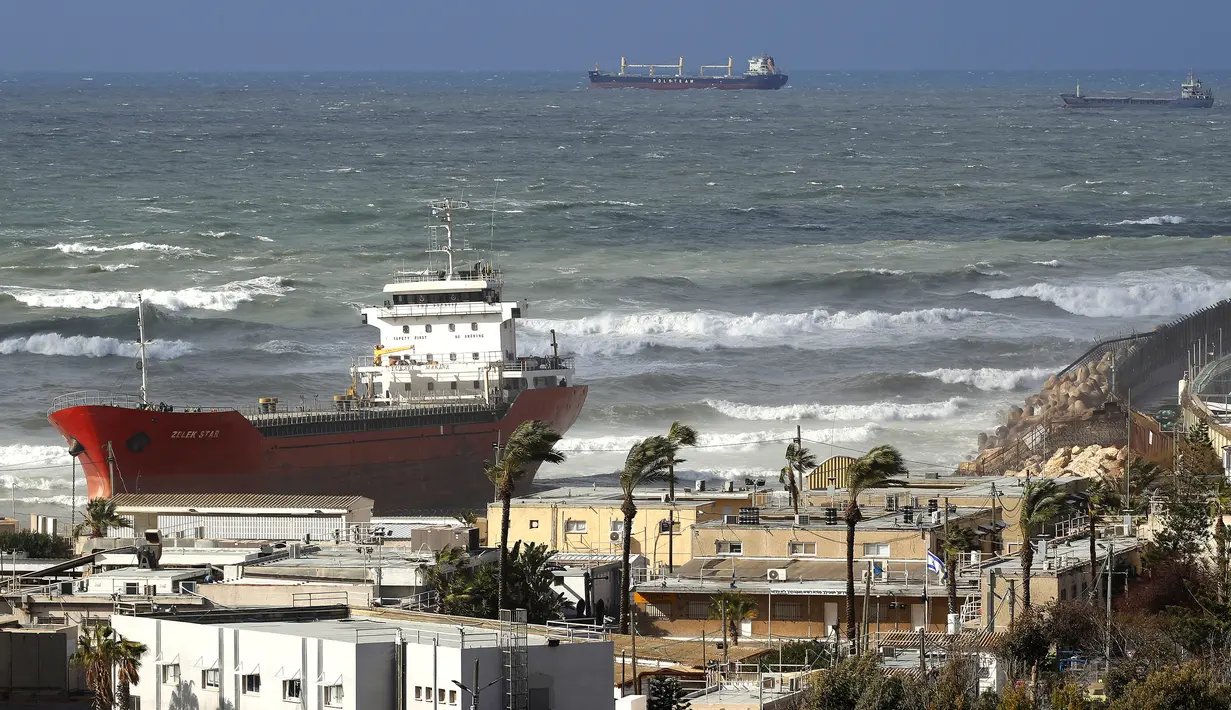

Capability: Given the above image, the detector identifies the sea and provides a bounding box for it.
[2,70,1230,521]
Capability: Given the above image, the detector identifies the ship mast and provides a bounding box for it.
[427,198,471,280]
[136,294,149,405]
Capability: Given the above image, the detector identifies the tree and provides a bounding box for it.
[1211,483,1231,603]
[115,636,148,710]
[71,624,120,710]
[708,590,757,646]
[1149,473,1211,567]
[74,497,131,539]
[1083,477,1121,601]
[427,542,566,624]
[664,421,698,573]
[1016,478,1069,610]
[757,639,829,670]
[647,676,692,710]
[996,607,1050,683]
[487,420,565,612]
[0,530,72,558]
[780,442,817,516]
[1107,661,1231,710]
[618,435,673,634]
[943,525,979,619]
[803,654,885,710]
[1179,422,1223,481]
[845,445,907,642]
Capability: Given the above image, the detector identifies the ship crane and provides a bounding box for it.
[372,344,414,366]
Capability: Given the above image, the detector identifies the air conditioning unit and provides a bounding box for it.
[794,514,810,526]
[930,511,940,524]
[969,550,981,566]
[609,531,623,543]
[767,568,788,582]
[880,646,898,659]
[723,514,738,525]
[884,495,898,511]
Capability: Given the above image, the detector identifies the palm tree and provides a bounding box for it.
[780,442,817,516]
[488,420,565,612]
[115,636,148,710]
[1017,479,1070,610]
[618,435,674,634]
[664,422,698,573]
[74,498,131,539]
[708,590,758,645]
[844,445,907,643]
[1083,477,1121,602]
[71,624,120,710]
[943,526,979,622]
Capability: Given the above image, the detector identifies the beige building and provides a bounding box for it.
[488,485,754,569]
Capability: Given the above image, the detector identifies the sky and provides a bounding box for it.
[1,1,1228,73]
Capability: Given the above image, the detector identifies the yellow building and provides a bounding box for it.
[487,485,754,569]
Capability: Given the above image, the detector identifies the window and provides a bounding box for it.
[242,674,261,694]
[471,322,478,331]
[449,689,458,705]
[529,520,539,529]
[610,520,624,533]
[450,353,457,361]
[863,543,890,558]
[716,541,743,556]
[564,519,587,533]
[473,381,481,389]
[789,541,817,556]
[425,324,433,333]
[450,381,458,390]
[203,669,219,689]
[402,325,409,334]
[644,602,671,619]
[283,679,301,701]
[773,601,803,620]
[686,600,709,619]
[324,684,344,706]
[161,664,180,685]
[472,352,480,361]
[124,582,140,595]
[415,686,423,701]
[438,688,447,703]
[427,381,435,391]
[449,323,456,332]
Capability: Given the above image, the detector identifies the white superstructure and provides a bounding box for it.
[355,199,573,407]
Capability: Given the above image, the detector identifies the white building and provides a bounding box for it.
[112,607,615,710]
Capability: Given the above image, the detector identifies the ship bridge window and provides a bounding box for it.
[450,353,457,361]
[471,322,478,331]
[448,324,456,332]
[472,353,480,361]
[425,325,432,333]
[402,325,409,334]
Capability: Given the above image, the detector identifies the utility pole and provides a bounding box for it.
[862,560,872,654]
[1008,579,1016,627]
[1105,538,1114,666]
[721,604,729,668]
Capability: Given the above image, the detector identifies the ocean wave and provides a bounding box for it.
[1031,260,1062,268]
[704,397,968,422]
[0,474,73,492]
[975,267,1231,318]
[913,367,1052,391]
[17,495,83,507]
[98,263,139,271]
[1107,215,1186,226]
[45,241,206,256]
[835,268,908,276]
[558,424,880,454]
[0,333,193,359]
[0,444,71,468]
[0,276,294,311]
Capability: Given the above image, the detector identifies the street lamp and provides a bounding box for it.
[452,658,500,710]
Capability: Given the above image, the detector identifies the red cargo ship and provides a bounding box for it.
[48,199,587,512]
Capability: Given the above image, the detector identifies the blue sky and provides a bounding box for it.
[1,1,1226,72]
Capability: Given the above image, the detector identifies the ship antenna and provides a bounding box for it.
[136,294,149,405]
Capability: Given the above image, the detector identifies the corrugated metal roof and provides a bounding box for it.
[111,493,373,512]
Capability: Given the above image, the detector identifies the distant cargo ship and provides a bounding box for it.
[1060,73,1214,108]
[588,55,788,90]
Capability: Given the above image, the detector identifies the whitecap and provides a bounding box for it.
[558,424,880,454]
[704,397,968,422]
[45,241,206,257]
[913,367,1053,392]
[1107,215,1186,226]
[0,333,193,359]
[975,266,1231,317]
[0,276,294,311]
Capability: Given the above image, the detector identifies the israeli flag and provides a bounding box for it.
[926,550,946,580]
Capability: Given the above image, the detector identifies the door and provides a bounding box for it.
[824,603,838,636]
[911,604,926,631]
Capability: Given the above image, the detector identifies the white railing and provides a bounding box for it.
[49,390,147,414]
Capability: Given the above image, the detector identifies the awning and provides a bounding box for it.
[191,657,219,670]
[275,667,302,680]
[156,653,180,665]
[317,672,343,685]
[234,662,260,675]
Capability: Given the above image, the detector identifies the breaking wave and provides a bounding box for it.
[1107,215,1186,226]
[0,333,193,359]
[45,241,207,257]
[913,367,1052,391]
[0,444,71,469]
[704,397,968,422]
[0,276,294,311]
[975,267,1231,318]
[558,424,880,454]
[524,307,991,354]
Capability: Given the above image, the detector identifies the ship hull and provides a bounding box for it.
[48,386,587,513]
[1060,94,1214,108]
[588,71,787,90]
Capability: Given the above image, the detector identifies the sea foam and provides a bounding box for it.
[914,367,1052,391]
[557,424,880,454]
[0,333,193,359]
[1108,215,1186,226]
[45,241,206,257]
[0,276,293,311]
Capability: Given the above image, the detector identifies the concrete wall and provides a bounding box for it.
[198,583,372,608]
[691,521,963,561]
[0,627,82,693]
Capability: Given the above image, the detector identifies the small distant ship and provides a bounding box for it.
[1060,72,1214,108]
[588,55,788,90]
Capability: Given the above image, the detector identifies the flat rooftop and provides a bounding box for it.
[508,486,744,507]
[111,493,373,514]
[695,506,991,531]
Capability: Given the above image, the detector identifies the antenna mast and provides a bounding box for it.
[428,198,471,281]
[136,294,149,404]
